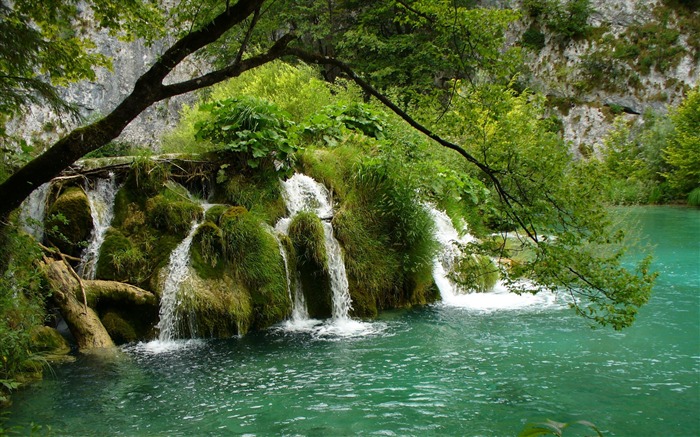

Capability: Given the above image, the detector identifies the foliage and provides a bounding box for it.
[521,25,546,51]
[663,88,700,197]
[523,0,593,40]
[219,207,290,327]
[0,0,164,159]
[0,222,48,399]
[437,83,655,329]
[195,96,298,173]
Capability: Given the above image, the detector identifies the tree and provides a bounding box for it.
[663,88,700,197]
[0,0,654,328]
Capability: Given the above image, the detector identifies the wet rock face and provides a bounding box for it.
[8,18,200,150]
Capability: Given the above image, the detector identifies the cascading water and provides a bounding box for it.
[427,205,560,311]
[79,173,118,279]
[278,173,353,322]
[19,183,51,241]
[156,207,209,342]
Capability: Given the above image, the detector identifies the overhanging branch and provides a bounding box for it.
[286,48,540,243]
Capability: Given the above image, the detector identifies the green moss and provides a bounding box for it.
[190,221,226,279]
[45,186,93,257]
[96,228,132,281]
[29,326,70,354]
[101,311,138,344]
[222,172,286,224]
[288,212,332,319]
[205,204,229,224]
[178,271,253,337]
[145,195,202,237]
[220,207,290,328]
[452,254,500,293]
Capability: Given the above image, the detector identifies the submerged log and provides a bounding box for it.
[85,280,157,307]
[44,260,115,350]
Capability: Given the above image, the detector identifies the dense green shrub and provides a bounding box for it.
[663,89,700,198]
[195,96,298,173]
[521,25,546,51]
[0,224,48,402]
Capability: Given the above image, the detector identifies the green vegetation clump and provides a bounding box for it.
[663,88,700,199]
[191,221,225,277]
[521,25,546,51]
[145,194,202,237]
[288,212,332,319]
[45,186,93,257]
[452,255,500,293]
[195,96,298,173]
[219,207,290,328]
[0,224,48,403]
[598,90,699,204]
[220,172,286,224]
[523,0,593,41]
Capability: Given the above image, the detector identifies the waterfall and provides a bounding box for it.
[427,206,475,304]
[427,205,560,311]
[322,222,352,320]
[266,224,293,308]
[156,214,205,342]
[19,183,51,241]
[79,174,118,279]
[277,173,353,322]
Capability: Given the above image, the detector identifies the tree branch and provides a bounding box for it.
[159,34,296,99]
[286,48,540,243]
[0,0,267,219]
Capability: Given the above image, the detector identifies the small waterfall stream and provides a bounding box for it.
[79,174,118,279]
[427,205,559,310]
[278,173,353,322]
[156,206,210,342]
[19,183,51,241]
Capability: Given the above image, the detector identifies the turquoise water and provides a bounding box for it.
[6,206,699,436]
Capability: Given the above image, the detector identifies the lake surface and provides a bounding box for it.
[6,206,699,436]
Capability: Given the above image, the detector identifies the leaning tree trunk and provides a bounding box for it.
[44,260,115,350]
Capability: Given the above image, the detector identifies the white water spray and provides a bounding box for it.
[79,174,118,279]
[278,173,353,322]
[427,205,561,311]
[19,183,51,241]
[156,206,209,342]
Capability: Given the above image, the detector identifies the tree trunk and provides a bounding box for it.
[0,0,267,220]
[44,260,115,350]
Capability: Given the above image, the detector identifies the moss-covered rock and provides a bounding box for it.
[191,221,225,279]
[45,186,93,257]
[288,212,332,319]
[96,228,132,281]
[221,173,286,224]
[146,194,202,237]
[29,326,70,355]
[101,311,138,344]
[177,270,253,337]
[219,207,291,328]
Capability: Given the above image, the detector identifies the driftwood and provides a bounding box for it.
[85,280,157,307]
[44,259,115,350]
